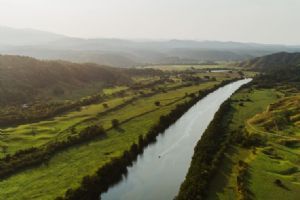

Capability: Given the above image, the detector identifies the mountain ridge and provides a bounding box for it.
[1,26,300,67]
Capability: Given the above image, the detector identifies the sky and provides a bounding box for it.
[0,0,300,44]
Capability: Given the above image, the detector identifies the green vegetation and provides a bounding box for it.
[0,55,132,106]
[237,52,300,71]
[244,94,300,199]
[206,88,280,200]
[176,99,233,200]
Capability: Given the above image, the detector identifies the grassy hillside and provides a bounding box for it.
[205,88,281,200]
[240,94,300,199]
[0,55,133,106]
[237,52,300,70]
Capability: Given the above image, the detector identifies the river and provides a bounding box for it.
[101,78,252,200]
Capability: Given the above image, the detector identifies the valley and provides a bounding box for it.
[1,1,300,200]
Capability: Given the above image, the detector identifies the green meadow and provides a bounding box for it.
[207,88,280,200]
[207,86,300,200]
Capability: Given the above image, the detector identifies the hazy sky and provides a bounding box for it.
[0,0,300,44]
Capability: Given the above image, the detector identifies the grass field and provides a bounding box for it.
[207,88,281,200]
[0,96,134,157]
[0,102,184,200]
[207,83,300,200]
[245,94,300,199]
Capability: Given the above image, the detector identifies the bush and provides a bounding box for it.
[112,119,120,128]
[242,133,266,148]
[154,101,161,106]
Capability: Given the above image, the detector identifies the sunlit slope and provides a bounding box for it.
[249,95,300,134]
[0,55,131,105]
[243,95,300,199]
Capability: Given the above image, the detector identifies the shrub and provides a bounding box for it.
[112,119,120,128]
[154,101,161,106]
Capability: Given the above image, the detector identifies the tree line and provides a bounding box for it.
[0,125,106,179]
[176,99,232,200]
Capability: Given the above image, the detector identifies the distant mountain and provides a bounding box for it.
[1,26,300,67]
[0,26,66,46]
[0,47,139,68]
[237,52,300,70]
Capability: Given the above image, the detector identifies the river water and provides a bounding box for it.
[101,79,252,200]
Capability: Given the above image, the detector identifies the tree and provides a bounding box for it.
[112,119,120,128]
[70,126,76,134]
[1,146,8,154]
[31,127,36,136]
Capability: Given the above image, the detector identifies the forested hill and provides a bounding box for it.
[237,52,300,70]
[0,55,132,105]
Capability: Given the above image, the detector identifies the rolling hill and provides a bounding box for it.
[237,52,300,70]
[0,55,132,105]
[2,26,300,67]
[0,26,66,46]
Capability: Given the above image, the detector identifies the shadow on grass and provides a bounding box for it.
[207,145,238,200]
[274,179,291,191]
[115,127,125,133]
[243,164,255,200]
[207,145,257,200]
